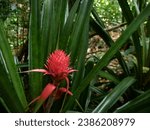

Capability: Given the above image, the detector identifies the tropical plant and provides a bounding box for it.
[0,0,150,113]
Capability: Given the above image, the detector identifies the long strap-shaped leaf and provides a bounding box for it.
[29,0,42,98]
[59,0,80,50]
[0,61,25,112]
[118,0,143,87]
[69,0,94,64]
[115,89,150,112]
[0,21,27,111]
[92,77,136,113]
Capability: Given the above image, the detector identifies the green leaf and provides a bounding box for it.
[41,0,68,56]
[115,89,150,112]
[98,70,120,84]
[0,21,27,111]
[0,63,25,112]
[40,0,68,65]
[92,77,136,113]
[60,0,80,50]
[71,13,90,90]
[69,0,94,64]
[118,0,143,87]
[29,0,42,98]
[91,8,105,28]
[0,97,10,112]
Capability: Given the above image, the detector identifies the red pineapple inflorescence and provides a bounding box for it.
[26,50,76,106]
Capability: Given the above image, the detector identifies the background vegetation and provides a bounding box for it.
[0,0,150,112]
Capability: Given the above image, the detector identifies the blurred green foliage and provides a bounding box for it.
[3,0,29,51]
[93,0,122,26]
[0,0,10,21]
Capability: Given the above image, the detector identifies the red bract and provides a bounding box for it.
[27,50,76,107]
[45,50,76,81]
[27,50,76,82]
[40,83,56,100]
